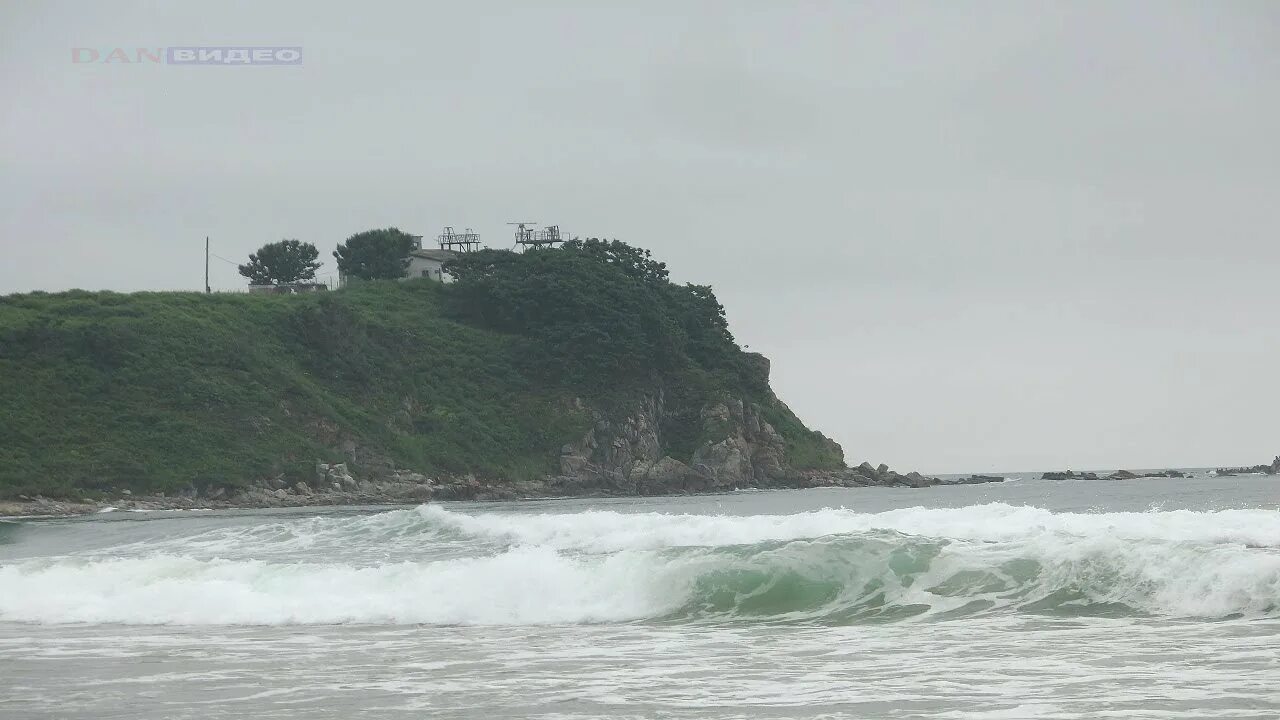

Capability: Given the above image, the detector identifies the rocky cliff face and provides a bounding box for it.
[551,392,800,495]
[218,350,953,504]
[544,385,950,494]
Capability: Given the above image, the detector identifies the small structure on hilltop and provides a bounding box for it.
[509,222,567,251]
[403,226,481,282]
[437,226,481,253]
[406,247,457,283]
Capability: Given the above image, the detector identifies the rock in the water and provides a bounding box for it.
[950,474,1005,485]
[811,462,940,488]
[1042,470,1100,481]
[1108,469,1186,480]
[903,471,934,488]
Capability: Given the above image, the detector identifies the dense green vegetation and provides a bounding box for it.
[446,240,762,391]
[0,241,842,499]
[333,228,419,281]
[237,239,322,285]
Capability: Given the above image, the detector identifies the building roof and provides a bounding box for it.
[410,248,459,262]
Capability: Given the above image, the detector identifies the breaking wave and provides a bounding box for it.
[1,504,1278,625]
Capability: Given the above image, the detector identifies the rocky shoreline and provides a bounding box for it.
[0,459,999,519]
[7,456,1274,519]
[1215,456,1280,476]
[1,379,1005,519]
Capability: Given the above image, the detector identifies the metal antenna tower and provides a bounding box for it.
[508,222,567,251]
[438,226,481,252]
[507,222,537,250]
[533,225,566,248]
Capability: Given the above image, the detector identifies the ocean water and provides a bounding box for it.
[2,474,1278,719]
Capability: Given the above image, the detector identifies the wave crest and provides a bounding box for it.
[3,503,1278,625]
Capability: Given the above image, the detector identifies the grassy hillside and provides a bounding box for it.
[0,241,843,499]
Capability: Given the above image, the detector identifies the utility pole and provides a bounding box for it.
[205,237,211,293]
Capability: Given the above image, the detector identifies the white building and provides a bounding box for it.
[336,235,463,287]
[405,248,457,283]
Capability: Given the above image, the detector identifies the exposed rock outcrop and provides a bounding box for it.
[689,398,789,487]
[316,462,358,491]
[1045,468,1190,481]
[1042,470,1100,481]
[804,463,941,488]
[553,392,785,495]
[0,497,100,517]
[1106,469,1186,480]
[1215,457,1279,476]
[548,390,936,494]
[950,474,1006,485]
[554,392,668,495]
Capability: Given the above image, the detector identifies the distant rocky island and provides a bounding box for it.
[1042,469,1187,481]
[1041,459,1279,481]
[1214,457,1280,476]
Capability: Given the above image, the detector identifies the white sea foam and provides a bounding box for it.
[415,502,1280,552]
[0,547,685,625]
[1,504,1278,625]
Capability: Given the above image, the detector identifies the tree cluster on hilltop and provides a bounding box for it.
[228,232,768,399]
[237,229,420,287]
[237,239,322,285]
[443,239,762,394]
[332,228,420,281]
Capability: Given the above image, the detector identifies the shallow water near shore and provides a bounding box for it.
[2,474,1278,718]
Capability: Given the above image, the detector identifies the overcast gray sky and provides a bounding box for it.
[2,1,1277,474]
